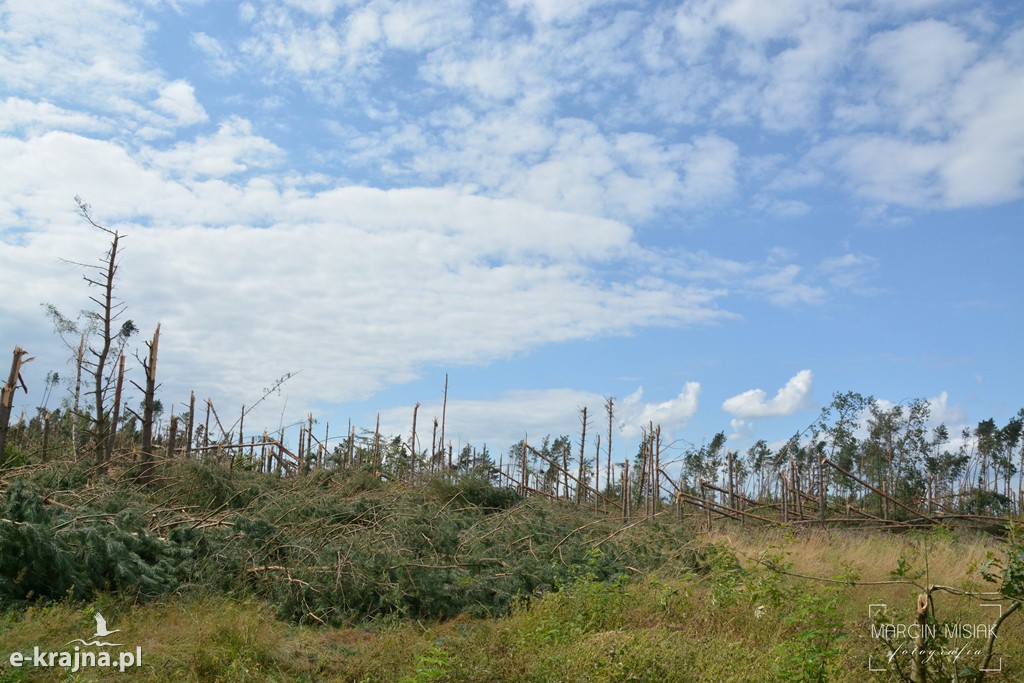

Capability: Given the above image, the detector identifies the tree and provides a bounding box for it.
[996,415,1021,500]
[0,347,34,460]
[815,391,871,521]
[746,439,772,499]
[47,198,137,468]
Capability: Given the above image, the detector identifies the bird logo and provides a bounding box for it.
[65,612,123,647]
[93,613,121,639]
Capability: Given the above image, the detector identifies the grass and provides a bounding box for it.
[2,523,1021,683]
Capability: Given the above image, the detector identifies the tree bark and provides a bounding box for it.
[0,347,32,459]
[136,323,160,483]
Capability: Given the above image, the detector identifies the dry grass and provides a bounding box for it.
[706,525,1000,584]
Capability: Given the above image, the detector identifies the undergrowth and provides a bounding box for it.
[1,459,1022,681]
[0,459,688,624]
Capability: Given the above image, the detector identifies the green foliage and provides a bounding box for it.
[772,586,848,683]
[1,443,29,471]
[512,573,629,649]
[0,459,658,625]
[0,480,190,607]
[981,523,1024,601]
[399,646,450,683]
[425,474,521,510]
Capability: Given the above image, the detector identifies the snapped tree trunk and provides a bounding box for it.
[0,347,33,459]
[132,323,160,484]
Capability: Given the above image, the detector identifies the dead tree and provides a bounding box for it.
[45,198,137,469]
[577,406,588,504]
[605,397,614,496]
[409,402,419,481]
[0,347,33,459]
[128,323,160,483]
[107,353,125,462]
[439,374,448,471]
[75,198,137,467]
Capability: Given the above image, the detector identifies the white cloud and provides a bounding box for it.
[619,382,701,438]
[746,264,825,306]
[650,248,872,308]
[376,382,700,459]
[717,0,811,44]
[191,32,238,76]
[0,0,158,102]
[864,20,978,135]
[508,0,608,25]
[927,390,967,427]
[722,369,814,418]
[143,117,283,178]
[384,115,739,221]
[0,98,112,135]
[817,253,880,293]
[0,129,730,428]
[381,0,473,50]
[728,417,755,442]
[376,388,598,455]
[153,80,208,127]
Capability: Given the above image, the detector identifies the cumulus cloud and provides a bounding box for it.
[619,382,701,438]
[142,117,283,177]
[722,369,814,418]
[153,81,208,127]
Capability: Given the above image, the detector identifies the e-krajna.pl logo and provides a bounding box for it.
[6,611,142,674]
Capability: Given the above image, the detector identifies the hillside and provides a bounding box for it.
[1,456,1022,682]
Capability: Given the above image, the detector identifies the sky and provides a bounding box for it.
[1,0,1022,468]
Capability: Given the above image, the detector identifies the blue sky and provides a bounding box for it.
[1,0,1022,466]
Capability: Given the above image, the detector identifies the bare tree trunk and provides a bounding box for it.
[105,353,125,463]
[0,347,32,460]
[323,422,329,469]
[819,451,827,526]
[373,413,381,471]
[134,323,160,484]
[636,428,647,513]
[577,406,588,504]
[166,414,178,459]
[348,424,355,467]
[203,400,211,449]
[439,374,448,472]
[727,450,735,512]
[186,391,195,459]
[41,412,51,462]
[605,397,614,496]
[305,413,312,470]
[90,233,118,468]
[520,439,528,496]
[410,402,419,481]
[73,335,84,461]
[561,439,570,499]
[431,417,438,473]
[618,458,626,524]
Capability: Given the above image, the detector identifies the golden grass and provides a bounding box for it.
[705,525,1001,584]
